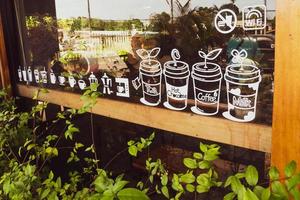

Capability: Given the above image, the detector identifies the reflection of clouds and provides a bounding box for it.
[55,0,275,20]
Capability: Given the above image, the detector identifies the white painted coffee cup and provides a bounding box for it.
[78,80,86,90]
[68,76,77,88]
[58,76,66,85]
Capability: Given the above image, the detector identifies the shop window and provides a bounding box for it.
[13,0,275,125]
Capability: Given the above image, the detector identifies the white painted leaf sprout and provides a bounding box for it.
[171,49,181,67]
[136,47,161,64]
[231,49,248,69]
[198,49,222,69]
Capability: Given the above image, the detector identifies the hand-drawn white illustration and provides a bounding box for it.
[101,73,113,95]
[78,80,86,90]
[243,5,266,30]
[132,77,141,90]
[18,66,22,81]
[88,72,98,91]
[191,49,223,116]
[135,47,162,106]
[163,49,190,111]
[50,70,56,84]
[27,66,33,82]
[40,68,47,84]
[223,49,262,122]
[58,75,66,86]
[68,75,77,88]
[115,78,130,98]
[214,9,237,34]
[22,66,28,82]
[34,69,40,83]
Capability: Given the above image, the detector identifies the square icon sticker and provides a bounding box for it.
[243,5,266,30]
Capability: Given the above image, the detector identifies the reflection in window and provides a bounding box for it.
[17,0,275,125]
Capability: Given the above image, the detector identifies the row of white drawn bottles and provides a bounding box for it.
[17,66,103,91]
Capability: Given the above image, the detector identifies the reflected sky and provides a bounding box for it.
[55,0,276,20]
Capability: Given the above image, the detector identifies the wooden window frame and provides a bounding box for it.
[1,0,299,171]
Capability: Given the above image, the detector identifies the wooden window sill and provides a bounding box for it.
[16,84,272,153]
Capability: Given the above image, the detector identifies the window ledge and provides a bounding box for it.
[17,84,272,153]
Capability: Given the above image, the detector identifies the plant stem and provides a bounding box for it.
[90,112,99,168]
[37,124,67,174]
[103,148,128,170]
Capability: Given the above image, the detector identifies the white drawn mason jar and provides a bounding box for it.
[191,62,223,115]
[163,60,190,110]
[140,60,162,106]
[223,64,261,122]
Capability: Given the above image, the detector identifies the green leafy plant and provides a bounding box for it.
[135,143,222,200]
[1,87,300,200]
[224,161,300,200]
[0,87,150,200]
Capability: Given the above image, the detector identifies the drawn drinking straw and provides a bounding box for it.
[134,47,162,106]
[222,49,262,122]
[191,48,223,116]
[163,49,190,110]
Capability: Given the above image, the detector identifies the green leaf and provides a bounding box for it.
[285,160,297,178]
[128,145,138,157]
[186,184,195,193]
[193,152,203,160]
[198,160,211,169]
[253,186,264,198]
[271,181,289,199]
[204,153,218,161]
[27,143,36,151]
[245,165,259,186]
[224,176,233,188]
[196,174,209,186]
[117,188,150,200]
[286,173,300,190]
[224,192,236,200]
[235,173,245,179]
[161,186,169,199]
[230,176,242,194]
[261,188,271,200]
[161,174,168,186]
[196,185,209,193]
[244,188,259,200]
[180,173,195,184]
[127,140,135,146]
[199,143,208,153]
[113,181,129,193]
[41,188,50,199]
[290,187,300,200]
[183,158,197,169]
[269,167,280,181]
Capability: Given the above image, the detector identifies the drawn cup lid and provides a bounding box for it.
[192,62,222,81]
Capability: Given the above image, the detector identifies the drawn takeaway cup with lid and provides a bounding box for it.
[191,49,223,116]
[223,49,262,122]
[163,49,190,110]
[135,47,162,106]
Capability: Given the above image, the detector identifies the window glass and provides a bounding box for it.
[16,0,276,125]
